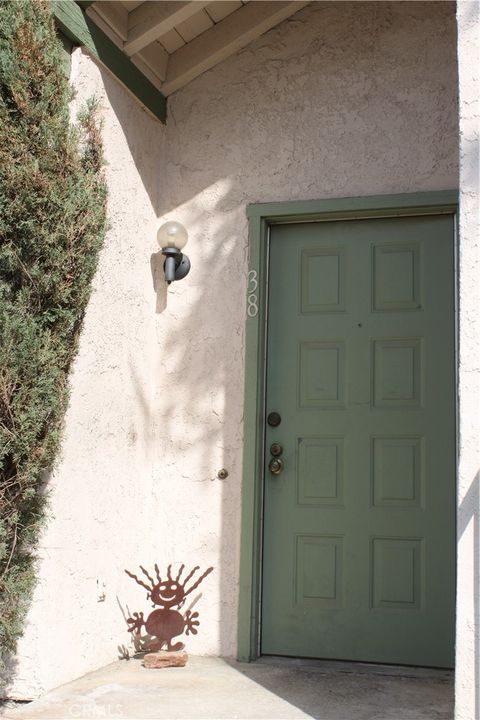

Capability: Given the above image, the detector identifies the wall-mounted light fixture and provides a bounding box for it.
[157,221,190,284]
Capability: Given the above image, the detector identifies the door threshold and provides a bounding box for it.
[257,655,454,681]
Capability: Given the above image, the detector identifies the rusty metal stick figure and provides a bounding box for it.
[125,563,213,652]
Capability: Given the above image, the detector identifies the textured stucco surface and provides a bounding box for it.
[455,3,480,719]
[8,49,165,698]
[9,0,460,700]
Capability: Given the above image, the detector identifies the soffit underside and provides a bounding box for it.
[85,0,310,97]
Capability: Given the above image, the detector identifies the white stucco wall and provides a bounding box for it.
[9,0,459,699]
[456,3,480,719]
[8,49,166,698]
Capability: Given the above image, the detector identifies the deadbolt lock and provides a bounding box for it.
[267,412,281,427]
[270,443,283,457]
[269,458,284,475]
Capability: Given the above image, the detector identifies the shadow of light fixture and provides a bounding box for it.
[157,221,191,284]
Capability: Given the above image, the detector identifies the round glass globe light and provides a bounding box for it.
[157,221,188,251]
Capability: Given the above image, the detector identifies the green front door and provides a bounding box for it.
[261,214,455,667]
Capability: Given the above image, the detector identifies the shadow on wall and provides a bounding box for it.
[97,66,162,212]
[99,64,244,661]
[1,649,17,700]
[89,0,460,671]
[457,471,480,720]
[1,61,166,700]
[154,195,245,658]
[150,253,167,313]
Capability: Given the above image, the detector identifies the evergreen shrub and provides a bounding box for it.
[0,0,107,675]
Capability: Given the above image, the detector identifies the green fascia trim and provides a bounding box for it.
[237,216,269,662]
[237,190,459,663]
[246,190,459,221]
[52,0,166,123]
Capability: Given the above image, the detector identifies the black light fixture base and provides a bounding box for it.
[162,246,191,284]
[174,254,190,282]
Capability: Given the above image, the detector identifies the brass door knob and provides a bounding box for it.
[269,458,284,475]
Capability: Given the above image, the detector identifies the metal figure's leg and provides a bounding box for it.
[167,640,185,652]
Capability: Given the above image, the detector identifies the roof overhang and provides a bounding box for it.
[53,0,310,123]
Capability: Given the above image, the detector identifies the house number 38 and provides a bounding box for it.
[247,270,259,318]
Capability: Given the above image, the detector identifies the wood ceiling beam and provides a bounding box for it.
[161,0,309,96]
[53,0,166,122]
[86,4,169,84]
[124,1,210,57]
[90,1,128,41]
[134,42,169,84]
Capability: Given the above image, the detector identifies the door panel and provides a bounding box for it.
[261,215,455,667]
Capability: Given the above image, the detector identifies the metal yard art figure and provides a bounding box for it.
[125,563,213,652]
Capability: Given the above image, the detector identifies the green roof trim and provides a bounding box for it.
[52,0,167,123]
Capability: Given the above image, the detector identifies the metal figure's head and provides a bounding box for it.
[125,563,213,609]
[150,577,185,608]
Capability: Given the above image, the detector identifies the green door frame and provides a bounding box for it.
[237,190,459,662]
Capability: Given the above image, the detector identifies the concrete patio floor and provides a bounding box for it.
[3,655,454,720]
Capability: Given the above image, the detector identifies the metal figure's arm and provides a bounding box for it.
[126,611,145,635]
[184,610,200,635]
